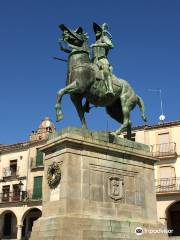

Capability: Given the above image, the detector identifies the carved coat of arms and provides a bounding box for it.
[108,176,124,201]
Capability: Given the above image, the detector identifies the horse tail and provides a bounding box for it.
[137,95,148,122]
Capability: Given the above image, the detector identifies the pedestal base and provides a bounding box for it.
[31,216,169,240]
[30,128,168,240]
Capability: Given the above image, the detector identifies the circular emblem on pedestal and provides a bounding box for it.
[47,162,61,188]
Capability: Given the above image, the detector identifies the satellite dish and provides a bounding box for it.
[159,114,165,122]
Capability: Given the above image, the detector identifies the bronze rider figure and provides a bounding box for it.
[91,22,114,96]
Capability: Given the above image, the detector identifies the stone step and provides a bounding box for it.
[30,225,169,240]
[30,216,169,240]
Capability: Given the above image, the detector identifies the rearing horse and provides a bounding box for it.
[55,24,147,136]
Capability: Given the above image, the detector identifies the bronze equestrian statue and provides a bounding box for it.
[55,23,147,136]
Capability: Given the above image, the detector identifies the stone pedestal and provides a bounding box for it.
[30,128,168,240]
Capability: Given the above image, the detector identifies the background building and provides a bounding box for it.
[0,117,55,240]
[128,120,180,238]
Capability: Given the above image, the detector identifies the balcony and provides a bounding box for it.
[31,158,44,170]
[151,142,177,158]
[2,167,19,180]
[156,178,180,193]
[27,190,42,201]
[0,190,27,203]
[0,190,42,203]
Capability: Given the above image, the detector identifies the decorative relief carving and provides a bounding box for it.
[108,176,124,201]
[89,164,139,204]
[47,162,61,189]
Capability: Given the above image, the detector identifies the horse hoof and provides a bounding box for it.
[56,113,64,122]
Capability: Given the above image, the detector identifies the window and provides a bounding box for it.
[159,166,176,191]
[32,176,43,199]
[160,166,175,179]
[46,127,52,133]
[158,132,170,144]
[2,185,10,202]
[158,132,170,154]
[36,149,43,166]
[10,160,17,176]
[12,184,20,201]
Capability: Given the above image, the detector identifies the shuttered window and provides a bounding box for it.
[159,166,176,190]
[158,133,170,153]
[32,176,43,199]
[36,149,43,166]
[160,166,175,179]
[158,133,170,144]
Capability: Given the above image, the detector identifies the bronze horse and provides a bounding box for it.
[55,24,147,136]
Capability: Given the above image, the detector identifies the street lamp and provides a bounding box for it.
[18,181,24,201]
[18,180,24,191]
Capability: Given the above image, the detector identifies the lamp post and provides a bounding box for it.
[18,180,24,190]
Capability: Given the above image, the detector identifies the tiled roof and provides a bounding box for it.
[132,120,180,131]
[0,139,46,154]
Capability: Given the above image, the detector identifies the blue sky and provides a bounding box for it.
[0,0,180,143]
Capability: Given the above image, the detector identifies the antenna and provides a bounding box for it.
[148,89,166,123]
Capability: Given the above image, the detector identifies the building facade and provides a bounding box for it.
[129,120,180,237]
[0,117,55,240]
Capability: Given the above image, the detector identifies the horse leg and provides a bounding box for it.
[55,82,79,122]
[112,102,131,136]
[116,108,131,135]
[71,94,87,129]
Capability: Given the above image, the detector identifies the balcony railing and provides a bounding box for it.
[2,167,19,179]
[0,191,27,203]
[0,190,42,203]
[152,142,176,158]
[156,178,180,193]
[27,190,42,200]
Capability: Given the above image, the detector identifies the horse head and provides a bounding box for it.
[59,24,89,52]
